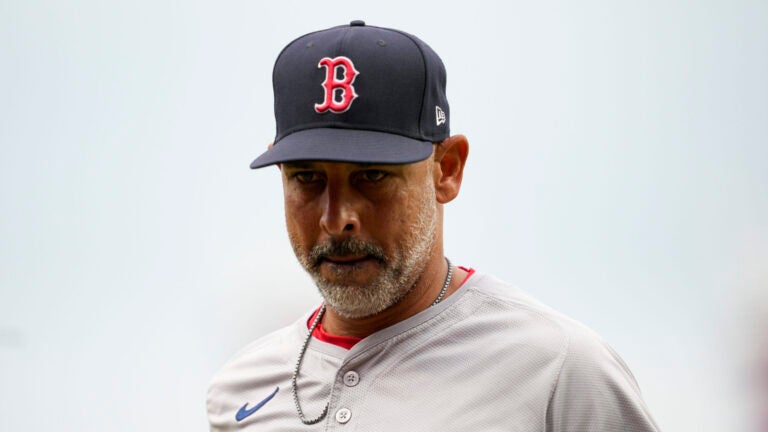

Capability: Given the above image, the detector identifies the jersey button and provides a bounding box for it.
[335,407,352,424]
[343,371,360,387]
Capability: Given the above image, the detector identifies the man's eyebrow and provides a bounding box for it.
[353,162,406,168]
[282,162,315,169]
[282,162,399,169]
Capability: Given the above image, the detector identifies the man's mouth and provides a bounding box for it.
[309,238,387,268]
[323,255,371,265]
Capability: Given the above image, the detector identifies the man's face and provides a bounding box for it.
[281,157,439,319]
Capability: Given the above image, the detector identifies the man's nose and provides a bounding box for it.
[319,182,360,236]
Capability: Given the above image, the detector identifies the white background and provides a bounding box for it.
[2,1,767,431]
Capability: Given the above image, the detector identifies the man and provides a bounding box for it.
[207,21,659,431]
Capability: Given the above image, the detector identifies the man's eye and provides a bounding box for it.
[293,172,321,183]
[360,170,387,182]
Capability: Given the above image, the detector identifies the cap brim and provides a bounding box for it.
[250,128,434,169]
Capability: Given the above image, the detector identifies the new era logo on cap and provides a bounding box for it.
[249,20,450,169]
[436,106,446,126]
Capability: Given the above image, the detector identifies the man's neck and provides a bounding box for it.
[320,259,468,339]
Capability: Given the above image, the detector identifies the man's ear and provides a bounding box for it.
[433,134,469,204]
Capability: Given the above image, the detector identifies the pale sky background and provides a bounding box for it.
[2,0,767,431]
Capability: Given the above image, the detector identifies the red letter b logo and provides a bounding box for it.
[315,56,359,114]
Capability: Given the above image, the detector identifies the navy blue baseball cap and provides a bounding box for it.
[250,20,450,169]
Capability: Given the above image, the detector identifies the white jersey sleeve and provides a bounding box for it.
[545,318,659,431]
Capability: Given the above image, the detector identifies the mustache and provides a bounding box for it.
[309,237,387,267]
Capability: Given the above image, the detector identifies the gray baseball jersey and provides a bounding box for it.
[207,272,659,431]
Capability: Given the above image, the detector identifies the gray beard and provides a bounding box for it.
[291,181,438,319]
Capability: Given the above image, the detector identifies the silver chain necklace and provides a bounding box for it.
[291,257,453,425]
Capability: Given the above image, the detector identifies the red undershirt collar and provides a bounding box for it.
[307,267,476,350]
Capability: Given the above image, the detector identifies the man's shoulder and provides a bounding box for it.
[222,317,306,369]
[467,273,657,430]
[464,272,626,368]
[209,316,305,386]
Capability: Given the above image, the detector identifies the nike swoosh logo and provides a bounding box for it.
[235,386,279,422]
